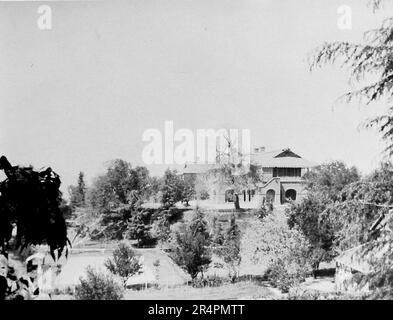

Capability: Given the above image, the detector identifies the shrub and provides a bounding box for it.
[241,211,311,293]
[170,209,212,279]
[150,215,171,245]
[192,275,227,288]
[267,258,310,293]
[217,215,241,282]
[105,243,141,286]
[75,267,124,300]
[287,288,365,300]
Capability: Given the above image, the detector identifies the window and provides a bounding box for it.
[273,168,301,177]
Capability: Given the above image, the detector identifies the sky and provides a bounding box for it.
[1,0,393,194]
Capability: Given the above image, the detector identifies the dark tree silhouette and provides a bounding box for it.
[0,156,69,260]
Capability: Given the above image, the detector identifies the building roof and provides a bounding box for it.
[251,148,316,168]
[180,148,316,174]
[336,239,392,274]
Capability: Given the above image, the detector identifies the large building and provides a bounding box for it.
[181,147,316,205]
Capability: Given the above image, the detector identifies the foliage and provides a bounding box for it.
[71,206,101,241]
[126,210,151,246]
[267,258,310,293]
[191,275,227,288]
[91,188,152,242]
[0,156,69,300]
[303,161,360,202]
[288,160,393,298]
[146,176,161,203]
[88,159,151,214]
[150,207,185,245]
[75,267,124,300]
[241,211,311,292]
[255,198,274,220]
[286,288,363,300]
[287,193,336,271]
[160,169,185,208]
[181,178,196,206]
[309,3,393,155]
[194,175,210,200]
[210,216,225,250]
[0,254,37,300]
[217,215,242,282]
[365,267,393,299]
[69,171,86,210]
[150,215,171,245]
[105,243,141,286]
[0,156,68,259]
[60,199,73,221]
[328,162,393,251]
[170,209,212,279]
[208,136,260,209]
[99,204,133,240]
[286,161,361,270]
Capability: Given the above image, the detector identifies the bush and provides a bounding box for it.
[267,258,310,293]
[75,267,124,300]
[241,212,312,293]
[192,275,227,288]
[170,209,212,279]
[287,288,366,300]
[105,243,141,286]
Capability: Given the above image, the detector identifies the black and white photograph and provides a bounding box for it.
[1,0,393,305]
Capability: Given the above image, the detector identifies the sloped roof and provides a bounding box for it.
[251,149,316,168]
[180,148,316,174]
[336,240,392,274]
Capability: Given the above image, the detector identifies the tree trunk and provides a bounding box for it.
[313,262,320,279]
[234,194,240,210]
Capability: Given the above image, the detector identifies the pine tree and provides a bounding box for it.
[127,210,151,247]
[171,208,212,280]
[211,216,225,254]
[69,171,86,209]
[221,214,241,282]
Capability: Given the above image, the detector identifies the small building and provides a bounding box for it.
[181,147,316,205]
[335,240,391,293]
[335,210,393,294]
[250,147,315,204]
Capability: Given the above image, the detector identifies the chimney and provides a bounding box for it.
[254,146,266,153]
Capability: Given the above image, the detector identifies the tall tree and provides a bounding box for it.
[210,136,259,210]
[0,156,68,300]
[170,209,212,280]
[0,156,68,258]
[160,169,184,208]
[126,210,151,247]
[69,171,86,209]
[88,159,151,213]
[105,242,142,287]
[303,161,360,201]
[287,161,360,272]
[220,215,242,282]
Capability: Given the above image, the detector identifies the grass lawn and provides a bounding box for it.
[124,282,281,300]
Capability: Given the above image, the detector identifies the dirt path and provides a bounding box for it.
[134,248,190,287]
